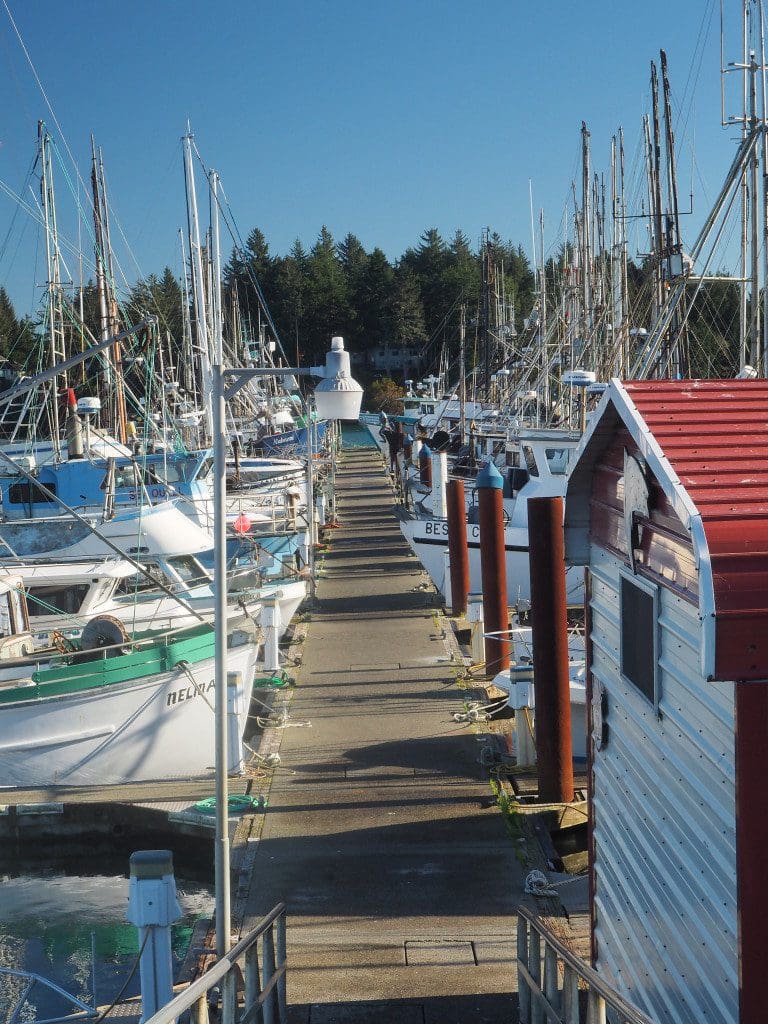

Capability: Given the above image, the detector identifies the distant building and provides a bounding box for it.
[366,342,423,378]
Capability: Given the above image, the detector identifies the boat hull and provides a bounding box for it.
[400,516,584,607]
[0,641,258,788]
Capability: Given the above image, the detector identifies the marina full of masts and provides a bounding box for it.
[0,120,357,791]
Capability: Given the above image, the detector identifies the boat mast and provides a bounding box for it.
[539,208,549,419]
[749,50,761,368]
[740,3,750,367]
[480,230,491,400]
[661,49,687,376]
[650,61,668,372]
[619,129,629,374]
[178,228,196,398]
[90,138,112,416]
[91,140,127,443]
[759,0,768,371]
[581,122,592,343]
[721,0,768,372]
[459,304,466,445]
[39,122,66,456]
[183,130,213,441]
[209,170,224,367]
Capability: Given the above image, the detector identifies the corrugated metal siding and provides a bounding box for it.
[589,544,737,1024]
[625,379,768,679]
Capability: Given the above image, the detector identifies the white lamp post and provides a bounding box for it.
[212,337,362,956]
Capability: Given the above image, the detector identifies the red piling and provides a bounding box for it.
[446,479,469,616]
[476,462,510,675]
[528,495,574,803]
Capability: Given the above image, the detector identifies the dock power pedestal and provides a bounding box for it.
[126,849,183,1023]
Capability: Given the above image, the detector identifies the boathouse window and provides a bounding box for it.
[619,570,659,709]
[8,480,57,504]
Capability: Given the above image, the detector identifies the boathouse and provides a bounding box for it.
[563,378,768,1024]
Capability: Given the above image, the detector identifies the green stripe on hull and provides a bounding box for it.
[0,624,216,705]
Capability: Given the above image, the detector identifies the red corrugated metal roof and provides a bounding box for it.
[624,379,768,680]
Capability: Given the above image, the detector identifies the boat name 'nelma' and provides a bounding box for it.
[166,678,215,708]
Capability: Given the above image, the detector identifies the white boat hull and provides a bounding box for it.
[0,641,258,788]
[400,516,584,607]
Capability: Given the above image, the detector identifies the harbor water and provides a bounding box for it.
[341,423,375,449]
[0,870,214,1020]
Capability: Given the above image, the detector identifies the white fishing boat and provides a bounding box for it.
[399,428,585,606]
[0,499,210,562]
[0,578,260,788]
[9,556,306,648]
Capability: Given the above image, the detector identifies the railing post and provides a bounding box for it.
[562,964,579,1024]
[276,915,287,1023]
[245,943,262,1021]
[193,993,210,1024]
[529,926,543,1024]
[220,971,238,1024]
[513,908,653,1024]
[517,916,531,1022]
[544,944,560,1018]
[587,988,606,1024]
[262,928,276,1024]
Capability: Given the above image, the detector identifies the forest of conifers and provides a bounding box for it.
[0,223,742,379]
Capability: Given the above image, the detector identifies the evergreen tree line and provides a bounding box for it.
[222,225,537,368]
[0,227,537,377]
[0,226,745,381]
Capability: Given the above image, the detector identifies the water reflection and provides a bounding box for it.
[0,872,214,1021]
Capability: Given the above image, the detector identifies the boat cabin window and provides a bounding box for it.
[111,465,141,490]
[545,448,569,475]
[193,457,213,482]
[619,570,660,710]
[160,459,198,484]
[166,555,209,585]
[522,446,539,478]
[116,563,168,594]
[8,480,58,504]
[26,583,90,617]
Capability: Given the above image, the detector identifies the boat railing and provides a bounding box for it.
[143,902,287,1024]
[0,965,98,1024]
[516,905,654,1024]
[0,621,216,686]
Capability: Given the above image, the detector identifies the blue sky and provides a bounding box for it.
[0,1,745,317]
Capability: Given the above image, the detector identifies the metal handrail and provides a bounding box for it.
[142,903,287,1024]
[0,966,97,1024]
[516,905,655,1024]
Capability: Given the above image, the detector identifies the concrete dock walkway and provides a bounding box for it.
[242,446,525,1023]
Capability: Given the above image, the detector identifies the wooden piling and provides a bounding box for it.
[446,479,469,616]
[528,495,574,803]
[477,462,510,675]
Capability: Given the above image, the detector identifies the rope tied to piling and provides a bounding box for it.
[524,869,559,898]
